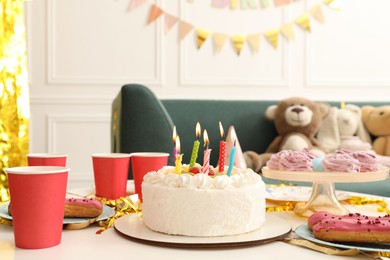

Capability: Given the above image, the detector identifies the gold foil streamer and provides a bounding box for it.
[96,194,141,234]
[266,200,297,212]
[0,217,12,226]
[0,0,30,203]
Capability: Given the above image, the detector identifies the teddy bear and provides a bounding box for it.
[316,104,372,153]
[244,97,329,172]
[361,105,390,156]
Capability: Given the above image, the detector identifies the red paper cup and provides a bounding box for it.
[6,166,69,249]
[92,153,131,199]
[131,152,169,201]
[27,153,68,167]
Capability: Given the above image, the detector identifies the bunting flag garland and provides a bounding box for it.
[179,21,194,41]
[196,28,210,49]
[295,13,311,32]
[264,29,279,49]
[164,13,178,34]
[147,4,163,25]
[247,33,261,53]
[280,23,295,40]
[129,0,339,55]
[309,4,325,23]
[127,0,147,11]
[231,35,246,55]
[323,0,341,11]
[213,33,229,53]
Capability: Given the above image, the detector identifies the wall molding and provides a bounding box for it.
[46,113,110,152]
[46,0,164,86]
[30,96,113,105]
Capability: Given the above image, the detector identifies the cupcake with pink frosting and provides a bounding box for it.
[322,150,361,172]
[351,151,379,172]
[266,149,317,171]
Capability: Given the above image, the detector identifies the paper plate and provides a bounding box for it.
[0,202,114,224]
[295,224,390,253]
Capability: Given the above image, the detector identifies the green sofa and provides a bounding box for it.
[111,83,390,197]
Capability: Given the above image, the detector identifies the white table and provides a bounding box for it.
[0,184,386,260]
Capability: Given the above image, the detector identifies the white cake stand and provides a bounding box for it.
[262,167,390,217]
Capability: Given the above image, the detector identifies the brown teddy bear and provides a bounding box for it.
[362,105,390,156]
[244,97,329,172]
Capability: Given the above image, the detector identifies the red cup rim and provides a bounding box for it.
[130,152,169,158]
[5,166,70,175]
[92,153,131,158]
[27,153,68,158]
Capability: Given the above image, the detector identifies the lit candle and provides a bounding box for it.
[226,130,237,177]
[218,121,226,172]
[175,135,182,174]
[189,122,201,169]
[172,125,177,160]
[202,129,211,175]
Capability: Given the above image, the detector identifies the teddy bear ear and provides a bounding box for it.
[318,102,330,118]
[265,105,278,120]
[361,106,375,122]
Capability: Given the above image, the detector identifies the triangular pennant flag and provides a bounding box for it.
[247,34,261,53]
[196,28,210,49]
[147,4,164,25]
[231,35,246,55]
[213,33,229,53]
[323,0,341,11]
[224,126,247,169]
[309,4,325,23]
[295,13,311,32]
[264,29,279,49]
[280,23,295,40]
[164,14,178,34]
[179,21,193,41]
[127,0,147,12]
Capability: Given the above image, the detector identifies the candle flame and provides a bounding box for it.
[172,125,177,143]
[176,135,181,154]
[219,121,224,139]
[231,128,237,145]
[195,122,201,139]
[340,101,345,109]
[203,129,209,146]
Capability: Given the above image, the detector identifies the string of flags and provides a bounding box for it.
[128,0,340,55]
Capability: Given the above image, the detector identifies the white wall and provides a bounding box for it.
[25,0,390,187]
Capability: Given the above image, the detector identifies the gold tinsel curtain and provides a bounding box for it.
[0,0,30,202]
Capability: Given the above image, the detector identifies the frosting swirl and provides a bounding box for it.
[143,167,261,190]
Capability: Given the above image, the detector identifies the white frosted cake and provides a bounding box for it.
[141,166,266,237]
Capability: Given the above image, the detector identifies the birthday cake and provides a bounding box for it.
[141,165,266,237]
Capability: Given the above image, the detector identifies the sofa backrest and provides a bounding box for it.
[112,83,389,179]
